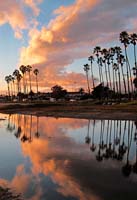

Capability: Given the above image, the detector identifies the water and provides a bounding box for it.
[0,113,137,200]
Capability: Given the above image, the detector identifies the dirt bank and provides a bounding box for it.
[0,101,137,120]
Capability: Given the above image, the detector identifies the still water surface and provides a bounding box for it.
[0,113,137,200]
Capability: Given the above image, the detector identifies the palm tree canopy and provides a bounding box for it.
[120,31,130,47]
[93,46,101,57]
[130,33,137,45]
[5,76,10,83]
[88,55,94,63]
[26,65,32,72]
[34,69,39,75]
[19,65,27,74]
[83,64,90,72]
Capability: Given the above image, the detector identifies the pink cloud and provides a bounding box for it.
[0,0,42,39]
[19,0,137,91]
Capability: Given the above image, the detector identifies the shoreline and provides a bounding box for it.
[0,101,137,120]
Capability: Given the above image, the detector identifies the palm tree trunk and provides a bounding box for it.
[7,83,10,97]
[36,75,38,93]
[107,64,112,90]
[23,75,25,94]
[134,44,137,68]
[121,65,127,94]
[100,66,104,84]
[29,72,32,92]
[98,65,101,84]
[90,61,95,89]
[125,46,133,95]
[118,67,121,96]
[104,62,109,87]
[10,83,13,97]
[115,70,119,94]
[86,72,90,94]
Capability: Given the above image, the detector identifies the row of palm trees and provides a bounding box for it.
[84,31,137,98]
[5,65,39,97]
[85,119,137,177]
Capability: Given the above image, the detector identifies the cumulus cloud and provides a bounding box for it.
[19,0,137,91]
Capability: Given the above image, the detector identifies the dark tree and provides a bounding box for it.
[51,85,67,99]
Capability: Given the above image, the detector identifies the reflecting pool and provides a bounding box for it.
[0,113,137,200]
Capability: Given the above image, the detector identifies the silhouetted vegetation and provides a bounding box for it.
[83,31,137,101]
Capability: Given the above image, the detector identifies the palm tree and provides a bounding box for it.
[101,48,109,87]
[33,69,39,94]
[120,31,133,95]
[20,65,27,94]
[83,64,90,94]
[88,55,95,89]
[115,47,122,96]
[113,63,119,94]
[11,76,15,96]
[109,47,116,92]
[106,54,112,90]
[93,46,102,84]
[8,75,13,97]
[118,54,127,94]
[5,76,10,97]
[130,33,137,69]
[13,69,22,94]
[26,65,32,92]
[130,33,137,94]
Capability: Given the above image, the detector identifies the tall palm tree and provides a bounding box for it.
[20,65,27,94]
[11,76,15,96]
[118,54,127,94]
[93,46,102,84]
[33,69,39,94]
[109,47,116,92]
[8,75,13,97]
[130,33,137,94]
[106,54,112,90]
[113,63,119,94]
[130,33,137,69]
[101,48,109,87]
[83,64,90,94]
[26,65,32,92]
[115,47,123,95]
[13,69,22,94]
[120,31,133,95]
[98,57,104,84]
[88,55,95,89]
[5,76,10,97]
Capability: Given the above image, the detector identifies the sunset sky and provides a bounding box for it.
[0,0,137,93]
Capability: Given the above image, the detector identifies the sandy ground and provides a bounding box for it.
[0,101,137,120]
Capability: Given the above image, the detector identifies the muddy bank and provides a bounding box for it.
[0,102,137,120]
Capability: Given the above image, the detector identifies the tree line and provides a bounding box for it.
[5,65,39,97]
[83,31,137,99]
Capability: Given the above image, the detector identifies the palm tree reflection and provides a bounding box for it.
[35,116,40,138]
[85,119,137,177]
[122,121,133,177]
[90,120,96,152]
[7,114,137,178]
[133,121,137,174]
[21,115,29,143]
[85,119,91,144]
